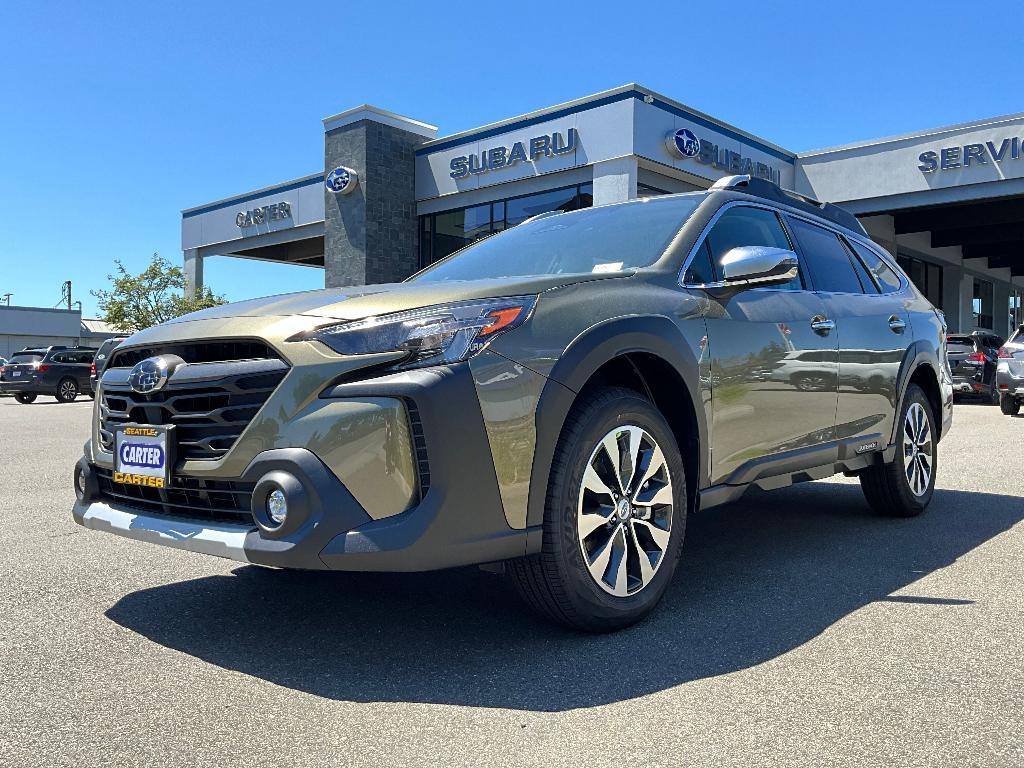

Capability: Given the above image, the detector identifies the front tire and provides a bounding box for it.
[1001,394,1021,416]
[859,383,936,517]
[15,392,37,404]
[507,387,687,632]
[55,378,78,403]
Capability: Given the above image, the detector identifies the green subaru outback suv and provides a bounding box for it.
[72,176,953,631]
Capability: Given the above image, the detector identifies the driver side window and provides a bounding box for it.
[685,205,803,290]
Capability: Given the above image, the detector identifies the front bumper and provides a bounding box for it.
[72,363,536,571]
[73,498,252,562]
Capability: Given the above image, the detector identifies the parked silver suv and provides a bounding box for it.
[72,175,954,631]
[997,325,1024,415]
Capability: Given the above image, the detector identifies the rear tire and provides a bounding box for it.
[1001,394,1021,416]
[860,383,936,517]
[55,378,78,403]
[14,393,36,404]
[506,386,687,632]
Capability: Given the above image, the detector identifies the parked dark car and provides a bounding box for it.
[946,332,1003,403]
[996,325,1024,415]
[90,336,128,393]
[0,346,97,403]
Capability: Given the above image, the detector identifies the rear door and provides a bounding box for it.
[787,217,908,448]
[687,203,839,485]
[70,350,95,389]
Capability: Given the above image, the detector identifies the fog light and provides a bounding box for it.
[74,467,87,501]
[267,489,287,525]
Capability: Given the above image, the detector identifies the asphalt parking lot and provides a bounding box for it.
[1,396,1021,767]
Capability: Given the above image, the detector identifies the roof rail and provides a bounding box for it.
[710,175,867,236]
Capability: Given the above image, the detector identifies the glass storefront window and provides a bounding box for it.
[430,204,496,263]
[896,253,943,311]
[418,184,594,268]
[1011,289,1023,331]
[636,183,669,197]
[973,277,994,330]
[506,185,593,226]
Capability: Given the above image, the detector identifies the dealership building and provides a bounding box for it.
[182,83,1024,337]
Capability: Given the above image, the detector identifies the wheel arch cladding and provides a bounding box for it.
[908,362,942,437]
[527,315,707,529]
[893,339,944,443]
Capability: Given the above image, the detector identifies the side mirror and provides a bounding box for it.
[720,246,799,287]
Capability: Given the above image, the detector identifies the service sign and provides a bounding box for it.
[114,425,175,489]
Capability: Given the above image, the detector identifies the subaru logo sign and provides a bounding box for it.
[128,356,172,394]
[326,166,358,195]
[669,128,701,158]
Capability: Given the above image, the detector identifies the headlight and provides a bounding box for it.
[304,296,536,370]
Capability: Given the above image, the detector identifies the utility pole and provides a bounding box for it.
[60,281,72,310]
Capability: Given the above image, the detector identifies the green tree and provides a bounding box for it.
[92,253,226,332]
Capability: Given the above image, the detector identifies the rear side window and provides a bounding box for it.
[50,352,70,363]
[847,240,903,293]
[789,218,864,293]
[844,244,880,294]
[696,206,801,290]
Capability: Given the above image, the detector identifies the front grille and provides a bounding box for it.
[94,465,255,525]
[99,341,289,461]
[108,339,279,369]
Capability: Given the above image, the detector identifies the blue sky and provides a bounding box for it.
[1,1,1020,316]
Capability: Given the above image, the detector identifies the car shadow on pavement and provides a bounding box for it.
[105,481,1024,711]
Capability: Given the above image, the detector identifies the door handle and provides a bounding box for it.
[810,316,835,336]
[888,315,907,333]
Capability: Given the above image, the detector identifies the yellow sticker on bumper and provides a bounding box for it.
[113,472,165,488]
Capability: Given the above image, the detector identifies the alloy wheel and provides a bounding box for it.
[60,380,77,400]
[902,402,933,496]
[576,425,673,597]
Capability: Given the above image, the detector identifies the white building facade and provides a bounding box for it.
[182,84,1024,337]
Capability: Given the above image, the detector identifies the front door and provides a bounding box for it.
[687,204,840,486]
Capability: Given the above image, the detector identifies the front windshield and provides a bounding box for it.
[411,194,705,282]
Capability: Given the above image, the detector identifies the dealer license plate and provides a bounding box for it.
[12,370,20,377]
[113,425,175,488]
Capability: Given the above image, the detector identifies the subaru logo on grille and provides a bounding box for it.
[128,356,172,394]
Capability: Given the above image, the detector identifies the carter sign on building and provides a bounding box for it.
[235,201,292,228]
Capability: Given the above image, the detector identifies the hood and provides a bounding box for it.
[167,272,633,325]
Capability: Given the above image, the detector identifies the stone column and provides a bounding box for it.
[592,157,638,205]
[183,249,204,298]
[322,106,437,287]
